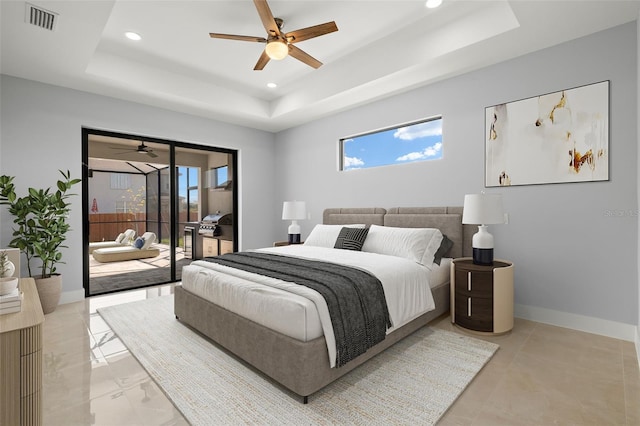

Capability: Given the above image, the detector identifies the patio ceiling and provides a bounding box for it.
[89,157,167,174]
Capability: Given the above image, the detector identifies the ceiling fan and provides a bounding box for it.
[209,0,338,70]
[111,142,158,158]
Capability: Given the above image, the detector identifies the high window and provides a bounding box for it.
[340,116,443,171]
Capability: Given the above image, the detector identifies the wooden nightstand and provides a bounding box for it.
[450,257,514,334]
[273,241,304,247]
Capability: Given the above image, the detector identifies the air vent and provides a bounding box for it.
[25,3,58,31]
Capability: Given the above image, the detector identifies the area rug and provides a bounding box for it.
[98,296,498,425]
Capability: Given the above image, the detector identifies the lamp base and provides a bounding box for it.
[288,234,301,244]
[472,247,494,265]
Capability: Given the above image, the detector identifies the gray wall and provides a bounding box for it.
[637,10,640,352]
[275,22,638,327]
[0,75,278,298]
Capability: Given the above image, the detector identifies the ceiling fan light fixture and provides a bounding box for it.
[265,40,288,60]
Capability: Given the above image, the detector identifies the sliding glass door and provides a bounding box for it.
[83,130,237,297]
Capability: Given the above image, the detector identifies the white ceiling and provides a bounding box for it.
[1,1,638,132]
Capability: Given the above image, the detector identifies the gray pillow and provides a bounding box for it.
[334,227,369,251]
[433,234,453,265]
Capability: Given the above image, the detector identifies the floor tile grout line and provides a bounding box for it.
[468,323,537,426]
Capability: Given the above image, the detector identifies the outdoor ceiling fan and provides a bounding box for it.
[111,141,158,158]
[209,0,338,70]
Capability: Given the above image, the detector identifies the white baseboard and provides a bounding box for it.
[636,327,640,368]
[515,303,637,342]
[59,289,85,305]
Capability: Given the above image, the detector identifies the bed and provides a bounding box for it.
[174,207,473,402]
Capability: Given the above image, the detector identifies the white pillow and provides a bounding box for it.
[141,232,156,250]
[115,233,125,244]
[304,224,366,248]
[362,225,443,265]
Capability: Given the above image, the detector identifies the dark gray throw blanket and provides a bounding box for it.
[204,252,391,367]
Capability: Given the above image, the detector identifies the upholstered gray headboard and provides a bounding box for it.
[323,207,473,258]
[323,208,386,226]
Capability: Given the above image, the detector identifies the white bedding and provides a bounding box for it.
[181,245,440,367]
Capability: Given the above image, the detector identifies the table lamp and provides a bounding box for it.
[282,201,306,244]
[462,193,504,265]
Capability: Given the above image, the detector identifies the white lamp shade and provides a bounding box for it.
[462,193,504,225]
[265,41,288,60]
[282,201,307,221]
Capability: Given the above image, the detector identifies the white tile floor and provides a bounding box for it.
[42,284,640,425]
[43,285,188,425]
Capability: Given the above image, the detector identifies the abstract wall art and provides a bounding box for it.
[485,81,609,187]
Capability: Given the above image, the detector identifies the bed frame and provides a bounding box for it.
[174,207,473,402]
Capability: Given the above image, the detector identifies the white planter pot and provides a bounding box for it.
[0,277,19,295]
[1,260,15,278]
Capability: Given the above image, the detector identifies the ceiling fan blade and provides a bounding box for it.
[254,50,271,70]
[285,22,338,44]
[147,151,158,158]
[253,0,281,37]
[209,33,267,43]
[288,45,322,69]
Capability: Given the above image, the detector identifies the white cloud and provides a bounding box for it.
[344,156,364,169]
[396,142,442,162]
[393,121,442,141]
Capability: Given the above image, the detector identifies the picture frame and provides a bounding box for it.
[485,80,609,187]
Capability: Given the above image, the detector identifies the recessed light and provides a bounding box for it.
[267,82,277,89]
[125,32,142,41]
[425,0,442,8]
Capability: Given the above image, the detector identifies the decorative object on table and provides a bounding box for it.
[0,286,23,314]
[0,170,81,314]
[282,201,306,244]
[485,80,609,187]
[462,193,504,265]
[0,250,15,278]
[0,277,19,298]
[0,250,19,298]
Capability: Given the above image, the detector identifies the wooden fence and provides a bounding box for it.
[89,212,191,243]
[89,213,147,242]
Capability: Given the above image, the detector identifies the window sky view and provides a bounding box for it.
[342,118,443,171]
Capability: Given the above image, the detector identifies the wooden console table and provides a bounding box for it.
[0,278,44,425]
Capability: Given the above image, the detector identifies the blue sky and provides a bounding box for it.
[178,166,199,201]
[342,118,443,171]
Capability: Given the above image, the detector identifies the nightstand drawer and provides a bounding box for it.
[454,270,493,296]
[454,295,493,332]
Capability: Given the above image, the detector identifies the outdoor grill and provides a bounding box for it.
[198,212,232,238]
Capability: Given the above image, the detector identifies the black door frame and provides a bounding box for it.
[81,128,238,298]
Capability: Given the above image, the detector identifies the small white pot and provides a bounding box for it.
[0,277,19,295]
[1,260,15,278]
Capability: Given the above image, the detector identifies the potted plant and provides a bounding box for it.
[0,170,81,313]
